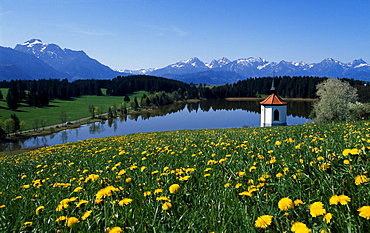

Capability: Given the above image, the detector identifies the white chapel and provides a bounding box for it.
[260,83,288,127]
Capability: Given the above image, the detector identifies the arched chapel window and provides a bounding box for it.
[274,109,279,121]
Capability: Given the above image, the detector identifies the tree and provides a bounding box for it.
[124,95,130,102]
[312,78,358,124]
[0,126,6,139]
[107,107,113,119]
[3,118,15,135]
[89,105,96,118]
[0,89,3,100]
[10,113,20,133]
[6,89,19,109]
[60,111,67,124]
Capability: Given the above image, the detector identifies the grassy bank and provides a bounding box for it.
[0,89,147,131]
[0,121,369,232]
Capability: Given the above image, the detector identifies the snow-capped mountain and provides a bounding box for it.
[132,56,370,84]
[208,57,231,68]
[150,57,209,76]
[13,39,121,79]
[1,39,369,84]
[0,45,69,80]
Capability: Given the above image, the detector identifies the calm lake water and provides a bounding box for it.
[1,99,314,151]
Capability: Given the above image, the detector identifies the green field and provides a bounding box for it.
[0,121,369,232]
[0,88,147,131]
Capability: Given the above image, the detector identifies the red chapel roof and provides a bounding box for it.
[260,93,288,105]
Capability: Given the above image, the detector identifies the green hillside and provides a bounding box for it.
[1,121,369,232]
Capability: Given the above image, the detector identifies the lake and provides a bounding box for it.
[0,99,314,151]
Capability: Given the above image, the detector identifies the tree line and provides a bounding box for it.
[198,76,369,102]
[1,75,369,111]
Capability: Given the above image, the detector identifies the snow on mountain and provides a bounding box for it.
[3,39,370,83]
[208,57,231,68]
[14,39,121,79]
[150,57,209,76]
[133,57,370,84]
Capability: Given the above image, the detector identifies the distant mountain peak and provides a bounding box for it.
[10,39,121,80]
[21,39,44,46]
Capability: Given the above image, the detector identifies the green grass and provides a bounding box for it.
[0,89,147,131]
[0,121,369,232]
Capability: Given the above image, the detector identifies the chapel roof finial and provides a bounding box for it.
[270,73,276,93]
[270,78,276,92]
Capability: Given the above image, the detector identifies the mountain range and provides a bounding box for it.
[125,57,370,84]
[0,39,121,80]
[1,39,369,84]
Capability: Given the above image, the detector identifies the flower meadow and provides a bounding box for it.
[1,121,370,232]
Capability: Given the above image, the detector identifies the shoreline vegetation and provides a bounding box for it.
[226,97,319,101]
[0,98,202,154]
[0,97,317,155]
[2,97,316,142]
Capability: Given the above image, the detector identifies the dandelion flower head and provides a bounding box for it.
[254,215,273,228]
[278,197,293,211]
[310,202,326,217]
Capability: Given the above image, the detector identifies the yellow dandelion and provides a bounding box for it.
[275,141,282,146]
[329,195,340,205]
[143,191,151,197]
[66,217,80,227]
[239,191,252,197]
[310,202,326,217]
[107,227,123,233]
[358,206,370,219]
[276,173,283,178]
[236,171,246,177]
[323,213,332,223]
[342,149,351,156]
[76,200,88,207]
[235,183,242,188]
[118,198,133,206]
[249,166,257,172]
[162,202,172,210]
[355,175,369,185]
[179,176,190,181]
[22,185,30,188]
[169,184,180,194]
[73,187,83,192]
[338,195,351,205]
[154,189,163,194]
[23,221,33,227]
[94,198,103,204]
[254,215,273,228]
[35,206,44,215]
[294,199,304,206]
[350,148,360,155]
[156,196,171,201]
[125,177,132,183]
[81,210,92,220]
[291,222,311,233]
[95,186,118,199]
[55,216,67,222]
[278,197,293,211]
[0,205,5,208]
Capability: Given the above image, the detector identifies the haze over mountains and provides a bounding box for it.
[1,39,369,84]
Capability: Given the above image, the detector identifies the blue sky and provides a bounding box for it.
[1,0,369,70]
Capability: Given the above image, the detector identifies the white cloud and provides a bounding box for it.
[75,29,116,36]
[142,24,189,36]
[0,11,13,16]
